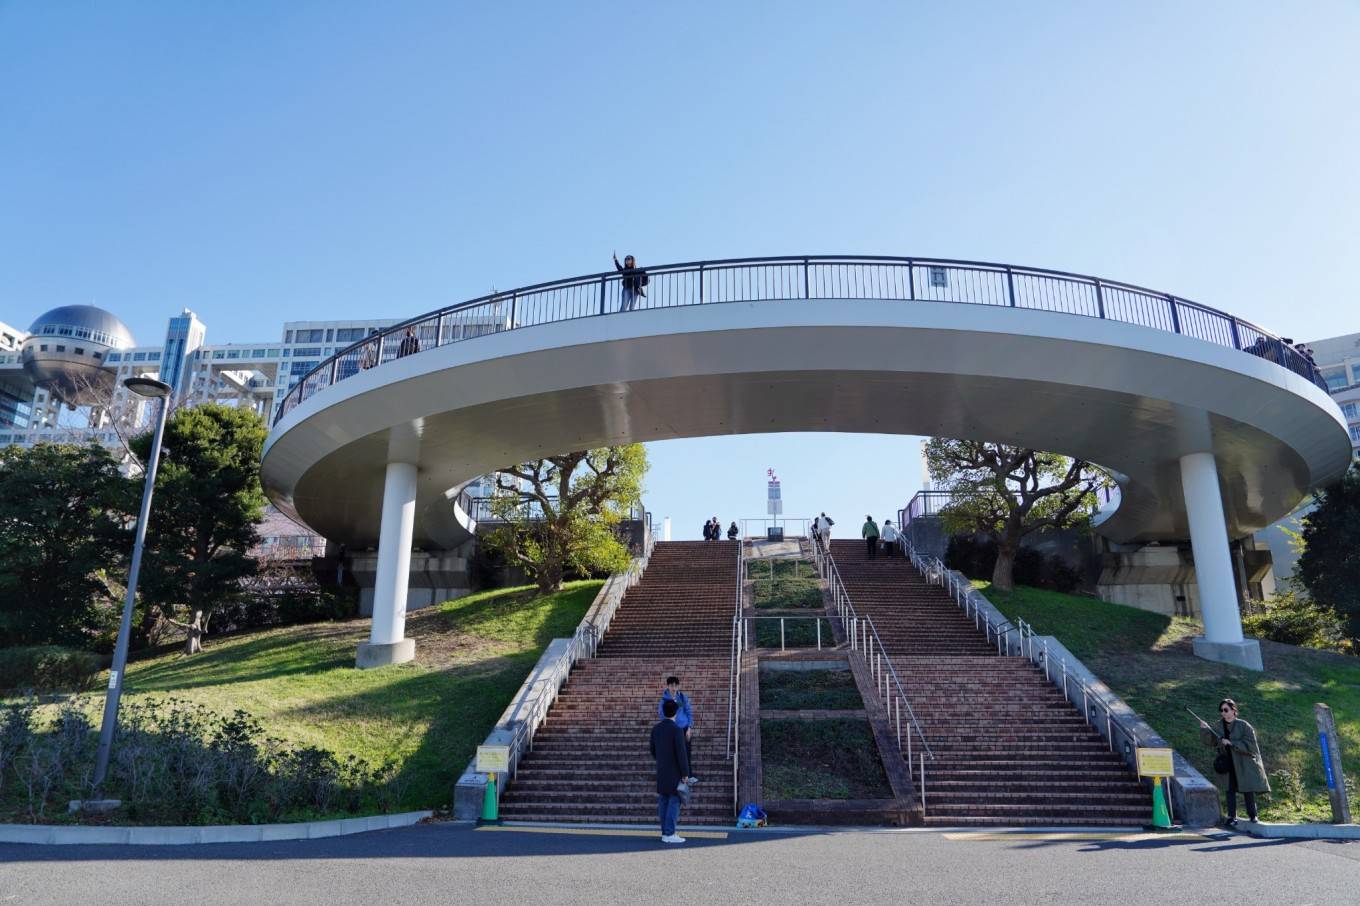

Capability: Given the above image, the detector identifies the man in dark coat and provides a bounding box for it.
[650,698,691,843]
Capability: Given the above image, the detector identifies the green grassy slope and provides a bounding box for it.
[113,580,602,812]
[979,583,1360,822]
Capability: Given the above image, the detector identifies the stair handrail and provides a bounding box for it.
[899,537,1149,759]
[812,534,935,811]
[504,533,656,784]
[727,538,746,813]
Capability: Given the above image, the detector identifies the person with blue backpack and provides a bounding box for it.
[658,675,698,783]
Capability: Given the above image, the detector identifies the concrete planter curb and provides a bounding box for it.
[0,810,432,846]
[1246,821,1360,840]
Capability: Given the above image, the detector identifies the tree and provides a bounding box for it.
[0,443,131,647]
[132,404,269,654]
[483,445,648,593]
[925,438,1107,591]
[1297,462,1360,637]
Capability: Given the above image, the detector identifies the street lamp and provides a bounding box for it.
[90,376,173,798]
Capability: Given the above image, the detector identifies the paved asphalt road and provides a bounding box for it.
[2,823,1358,905]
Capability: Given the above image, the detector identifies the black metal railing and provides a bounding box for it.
[274,255,1328,425]
[465,494,647,525]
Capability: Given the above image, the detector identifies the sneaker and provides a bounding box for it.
[1223,818,1238,828]
[661,834,686,844]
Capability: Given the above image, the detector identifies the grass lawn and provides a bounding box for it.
[760,668,862,711]
[761,718,891,799]
[979,582,1360,822]
[755,617,834,650]
[52,581,602,817]
[753,576,824,610]
[747,559,816,581]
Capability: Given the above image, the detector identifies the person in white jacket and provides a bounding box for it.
[879,520,899,558]
[814,512,834,549]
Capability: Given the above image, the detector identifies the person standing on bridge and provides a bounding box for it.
[1198,698,1269,826]
[651,697,691,844]
[727,521,739,541]
[614,252,648,312]
[879,519,899,558]
[861,515,879,560]
[396,327,420,358]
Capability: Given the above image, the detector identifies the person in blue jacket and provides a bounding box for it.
[658,675,697,782]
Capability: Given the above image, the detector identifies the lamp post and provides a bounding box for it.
[90,376,172,795]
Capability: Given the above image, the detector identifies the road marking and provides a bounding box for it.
[478,825,729,840]
[944,831,1210,843]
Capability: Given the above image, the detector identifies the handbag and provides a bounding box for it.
[1213,720,1232,774]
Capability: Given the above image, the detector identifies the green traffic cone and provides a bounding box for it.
[1150,776,1174,830]
[478,773,500,825]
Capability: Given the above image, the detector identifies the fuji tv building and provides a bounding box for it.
[0,304,505,609]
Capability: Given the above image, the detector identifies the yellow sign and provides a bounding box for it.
[476,745,510,773]
[1136,747,1175,777]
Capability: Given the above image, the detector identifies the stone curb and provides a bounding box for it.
[0,810,432,846]
[1246,821,1360,840]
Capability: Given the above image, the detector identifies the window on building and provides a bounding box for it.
[267,349,280,357]
[1343,402,1358,420]
[57,326,73,336]
[285,330,294,343]
[107,353,120,362]
[133,352,147,361]
[1351,424,1360,443]
[40,344,48,352]
[1323,369,1347,392]
[333,327,366,343]
[55,345,66,352]
[300,329,325,343]
[147,352,160,361]
[93,351,102,359]
[74,348,84,356]
[227,350,240,359]
[42,325,56,334]
[325,329,334,342]
[75,327,91,339]
[294,347,322,357]
[253,349,265,358]
[213,350,225,359]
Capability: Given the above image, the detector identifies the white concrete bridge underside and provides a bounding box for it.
[261,300,1352,670]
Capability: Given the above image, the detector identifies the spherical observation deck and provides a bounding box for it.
[259,255,1352,669]
[21,305,136,406]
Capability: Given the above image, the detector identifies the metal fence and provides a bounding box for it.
[274,255,1328,424]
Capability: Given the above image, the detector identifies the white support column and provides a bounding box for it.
[356,460,418,668]
[1179,452,1263,671]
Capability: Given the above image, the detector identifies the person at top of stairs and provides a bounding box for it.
[879,519,899,557]
[658,675,698,783]
[861,515,879,559]
[651,698,691,844]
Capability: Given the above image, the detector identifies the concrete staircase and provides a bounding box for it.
[498,541,737,824]
[829,540,1151,827]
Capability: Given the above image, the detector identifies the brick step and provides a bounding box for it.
[928,767,1139,781]
[922,815,1144,827]
[496,810,732,825]
[502,789,731,806]
[928,781,1147,795]
[925,803,1149,818]
[926,789,1149,805]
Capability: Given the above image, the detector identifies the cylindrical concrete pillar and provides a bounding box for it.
[358,460,418,667]
[1179,452,1243,644]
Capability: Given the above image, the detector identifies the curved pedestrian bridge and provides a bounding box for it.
[259,254,1351,669]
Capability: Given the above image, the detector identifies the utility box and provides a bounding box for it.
[767,527,784,541]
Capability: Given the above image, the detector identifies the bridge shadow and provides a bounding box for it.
[0,822,807,863]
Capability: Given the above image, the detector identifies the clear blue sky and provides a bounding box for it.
[2,1,1357,538]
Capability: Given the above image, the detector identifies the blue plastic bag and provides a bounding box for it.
[737,803,767,828]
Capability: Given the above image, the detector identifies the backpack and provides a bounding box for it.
[737,803,767,828]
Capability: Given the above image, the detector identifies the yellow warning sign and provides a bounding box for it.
[476,745,510,773]
[1136,747,1175,777]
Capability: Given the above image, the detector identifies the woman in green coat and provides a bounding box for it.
[1199,698,1270,826]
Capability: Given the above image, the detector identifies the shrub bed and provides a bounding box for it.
[760,668,862,711]
[0,646,105,696]
[0,697,407,825]
[761,718,891,799]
